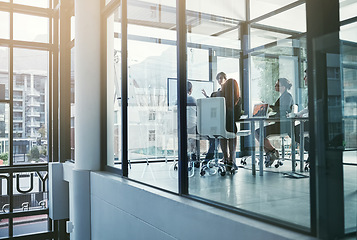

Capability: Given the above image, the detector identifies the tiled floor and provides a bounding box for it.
[128,151,357,232]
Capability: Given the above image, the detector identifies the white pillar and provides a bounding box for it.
[74,0,101,171]
[73,0,101,239]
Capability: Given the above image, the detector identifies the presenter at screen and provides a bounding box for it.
[201,72,227,98]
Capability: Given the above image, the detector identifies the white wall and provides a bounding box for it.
[91,172,316,240]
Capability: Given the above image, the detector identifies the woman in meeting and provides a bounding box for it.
[256,77,294,167]
[220,78,242,170]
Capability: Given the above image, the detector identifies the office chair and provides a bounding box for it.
[197,97,250,176]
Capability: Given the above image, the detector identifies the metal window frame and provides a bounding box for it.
[0,0,58,238]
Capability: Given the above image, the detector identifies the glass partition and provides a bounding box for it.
[126,0,178,191]
[341,39,357,234]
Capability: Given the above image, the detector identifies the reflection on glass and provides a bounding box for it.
[0,11,9,39]
[250,0,296,20]
[341,41,357,233]
[0,218,9,238]
[126,0,177,192]
[13,13,49,43]
[0,47,9,100]
[257,4,306,33]
[13,0,49,8]
[13,48,48,165]
[107,6,122,169]
[250,27,291,49]
[13,215,48,237]
[0,104,9,167]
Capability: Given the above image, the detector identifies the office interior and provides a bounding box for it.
[0,0,356,239]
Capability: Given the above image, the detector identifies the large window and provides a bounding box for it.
[0,1,54,238]
[103,0,356,238]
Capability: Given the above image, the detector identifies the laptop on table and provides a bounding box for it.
[252,103,269,118]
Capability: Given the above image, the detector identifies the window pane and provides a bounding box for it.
[107,6,122,169]
[13,13,49,43]
[257,4,306,33]
[0,47,9,100]
[0,104,9,167]
[0,219,9,238]
[250,0,296,20]
[340,0,357,22]
[187,0,245,21]
[0,174,9,223]
[13,48,48,165]
[126,0,178,191]
[0,11,9,39]
[13,215,48,236]
[13,0,49,8]
[340,22,357,43]
[341,41,357,233]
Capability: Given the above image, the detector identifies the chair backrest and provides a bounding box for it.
[197,97,226,138]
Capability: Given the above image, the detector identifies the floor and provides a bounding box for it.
[127,151,357,232]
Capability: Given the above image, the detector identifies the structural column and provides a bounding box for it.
[73,0,101,239]
[306,0,344,239]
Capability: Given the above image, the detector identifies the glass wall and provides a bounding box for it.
[126,0,178,191]
[102,0,356,237]
[340,2,357,232]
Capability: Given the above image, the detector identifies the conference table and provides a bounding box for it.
[238,116,309,176]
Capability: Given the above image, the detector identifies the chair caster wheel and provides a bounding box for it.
[200,170,205,176]
[194,161,200,168]
[218,168,226,176]
[275,164,279,168]
[279,161,283,166]
[174,165,178,171]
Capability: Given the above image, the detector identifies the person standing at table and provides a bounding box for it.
[256,78,294,167]
[201,72,227,161]
[220,78,243,170]
[186,81,198,159]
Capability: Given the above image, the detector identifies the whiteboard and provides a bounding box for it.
[167,78,214,109]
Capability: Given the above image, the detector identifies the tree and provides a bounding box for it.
[28,146,40,161]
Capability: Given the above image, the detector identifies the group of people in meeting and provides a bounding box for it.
[186,70,309,170]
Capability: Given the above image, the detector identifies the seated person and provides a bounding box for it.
[291,70,310,164]
[220,78,243,170]
[255,78,294,167]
